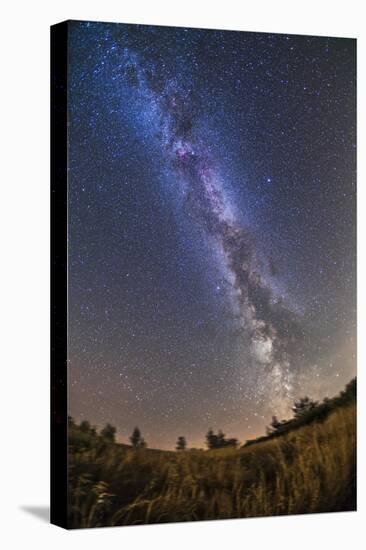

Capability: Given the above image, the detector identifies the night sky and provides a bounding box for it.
[67,21,356,449]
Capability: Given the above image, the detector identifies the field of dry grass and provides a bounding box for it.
[68,402,356,528]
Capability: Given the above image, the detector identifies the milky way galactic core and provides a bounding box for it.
[67,22,356,449]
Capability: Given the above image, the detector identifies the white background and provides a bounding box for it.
[1,0,364,548]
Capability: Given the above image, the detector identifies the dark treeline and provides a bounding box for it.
[245,377,356,447]
[68,419,147,449]
[68,378,356,451]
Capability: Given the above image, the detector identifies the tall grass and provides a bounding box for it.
[68,403,356,528]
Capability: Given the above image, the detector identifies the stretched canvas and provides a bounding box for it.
[51,20,357,529]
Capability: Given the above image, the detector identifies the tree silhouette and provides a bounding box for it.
[206,429,238,449]
[101,423,116,443]
[130,427,146,448]
[206,429,217,449]
[266,415,290,435]
[270,415,282,431]
[339,377,356,403]
[292,396,318,417]
[176,436,187,451]
[79,420,91,433]
[217,430,225,447]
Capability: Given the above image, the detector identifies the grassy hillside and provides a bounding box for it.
[68,389,356,528]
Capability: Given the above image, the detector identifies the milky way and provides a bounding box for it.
[67,22,356,448]
[118,52,304,412]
